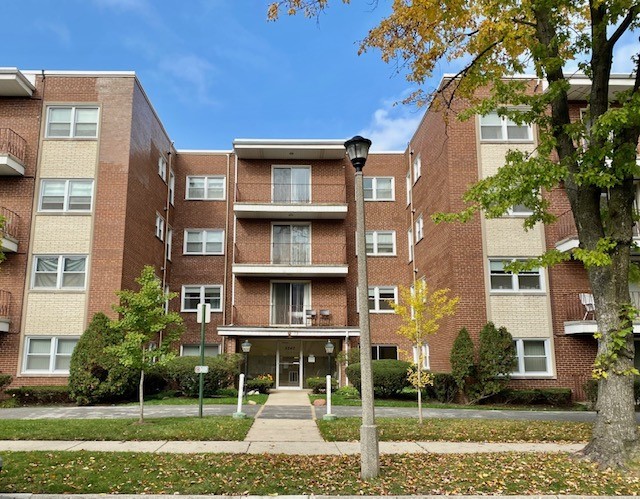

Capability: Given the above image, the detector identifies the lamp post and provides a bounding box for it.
[241,339,252,402]
[344,135,379,479]
[325,339,334,377]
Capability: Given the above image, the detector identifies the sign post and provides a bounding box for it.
[196,302,211,418]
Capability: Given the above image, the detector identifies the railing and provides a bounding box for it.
[564,291,640,321]
[234,243,347,266]
[556,209,640,243]
[232,304,343,327]
[0,128,26,163]
[0,207,19,241]
[235,182,347,204]
[0,290,11,318]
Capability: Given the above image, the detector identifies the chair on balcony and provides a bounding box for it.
[579,293,596,320]
[319,309,331,326]
[305,309,317,326]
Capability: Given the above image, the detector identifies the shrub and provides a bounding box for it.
[346,359,412,398]
[306,376,338,393]
[493,388,573,407]
[450,327,475,400]
[245,378,274,393]
[216,388,239,398]
[0,373,12,392]
[425,372,458,403]
[68,313,138,405]
[336,347,361,366]
[335,385,360,399]
[165,354,242,397]
[6,386,71,405]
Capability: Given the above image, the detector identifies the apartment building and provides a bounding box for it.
[0,67,633,397]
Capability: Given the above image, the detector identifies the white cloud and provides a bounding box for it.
[612,37,639,74]
[158,54,218,107]
[359,99,423,151]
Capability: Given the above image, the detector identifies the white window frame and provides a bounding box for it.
[181,285,223,312]
[489,258,545,293]
[406,169,412,205]
[507,204,534,216]
[363,176,395,201]
[413,343,430,370]
[183,229,225,255]
[169,169,175,205]
[32,255,87,290]
[180,344,221,357]
[368,286,398,313]
[22,336,79,374]
[155,213,165,241]
[512,338,551,376]
[365,230,396,256]
[415,215,424,242]
[413,153,421,183]
[158,155,167,182]
[166,226,173,261]
[38,179,94,213]
[186,175,226,200]
[46,106,100,139]
[371,345,399,360]
[479,111,533,142]
[408,229,414,262]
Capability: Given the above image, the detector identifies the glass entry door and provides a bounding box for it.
[277,340,302,388]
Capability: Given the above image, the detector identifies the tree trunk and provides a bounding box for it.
[139,369,145,424]
[417,365,423,424]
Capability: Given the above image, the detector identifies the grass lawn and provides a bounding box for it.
[0,416,252,441]
[1,451,638,495]
[123,392,268,406]
[317,417,592,443]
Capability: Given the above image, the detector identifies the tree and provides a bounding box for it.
[269,0,640,468]
[450,327,475,403]
[107,266,183,423]
[390,279,458,422]
[473,322,517,403]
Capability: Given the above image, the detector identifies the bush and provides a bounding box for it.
[450,327,475,400]
[68,313,138,405]
[306,376,338,393]
[0,373,12,392]
[493,388,573,407]
[6,386,71,405]
[425,372,458,403]
[336,347,361,366]
[245,378,274,393]
[165,354,242,397]
[335,385,360,399]
[346,359,412,398]
[216,387,239,398]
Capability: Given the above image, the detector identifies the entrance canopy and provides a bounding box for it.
[218,326,360,338]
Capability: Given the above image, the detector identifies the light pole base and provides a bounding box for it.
[360,424,380,479]
[323,413,337,421]
[232,412,247,419]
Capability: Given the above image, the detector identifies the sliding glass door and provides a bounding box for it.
[273,167,310,203]
[271,282,310,325]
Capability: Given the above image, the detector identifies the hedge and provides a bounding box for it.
[493,388,573,407]
[165,354,241,397]
[346,360,411,398]
[306,376,338,394]
[6,386,71,405]
[0,373,12,392]
[424,372,458,403]
[245,378,274,394]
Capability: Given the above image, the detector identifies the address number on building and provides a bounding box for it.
[194,365,209,374]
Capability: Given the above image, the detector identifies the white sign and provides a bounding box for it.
[196,303,211,324]
[194,365,209,374]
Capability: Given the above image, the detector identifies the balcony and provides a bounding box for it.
[231,304,346,328]
[0,207,19,252]
[0,290,11,333]
[555,210,640,252]
[563,291,640,335]
[0,128,26,176]
[232,242,348,277]
[234,182,348,219]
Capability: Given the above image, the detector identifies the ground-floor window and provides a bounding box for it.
[23,336,78,374]
[181,344,220,357]
[512,338,551,376]
[371,345,398,360]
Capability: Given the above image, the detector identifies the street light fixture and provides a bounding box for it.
[241,339,252,402]
[344,135,379,479]
[325,339,334,377]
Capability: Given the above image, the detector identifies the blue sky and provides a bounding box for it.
[4,1,638,151]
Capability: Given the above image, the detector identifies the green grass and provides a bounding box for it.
[123,392,268,406]
[317,417,592,443]
[0,416,253,441]
[1,451,638,495]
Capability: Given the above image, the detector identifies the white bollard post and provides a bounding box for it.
[323,373,337,420]
[233,373,247,419]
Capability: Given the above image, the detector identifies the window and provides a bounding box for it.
[181,344,220,357]
[158,156,167,181]
[271,281,310,325]
[46,106,99,138]
[413,153,421,182]
[155,213,165,241]
[513,339,550,376]
[273,224,310,264]
[184,229,224,255]
[186,176,225,200]
[363,177,394,201]
[169,170,175,204]
[166,227,173,261]
[23,336,78,373]
[479,111,532,142]
[406,170,412,205]
[273,166,310,203]
[508,203,534,216]
[415,215,424,242]
[365,230,396,255]
[371,345,398,360]
[413,344,430,369]
[368,286,397,313]
[39,179,93,212]
[32,255,87,290]
[407,229,414,262]
[489,259,544,292]
[181,285,223,312]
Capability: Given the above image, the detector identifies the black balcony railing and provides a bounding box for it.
[0,128,26,163]
[234,242,347,266]
[0,207,19,241]
[0,290,11,318]
[235,182,346,204]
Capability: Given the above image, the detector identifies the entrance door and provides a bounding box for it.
[277,340,302,389]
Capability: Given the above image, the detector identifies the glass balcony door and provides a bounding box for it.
[272,224,310,265]
[271,282,310,325]
[273,167,310,203]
